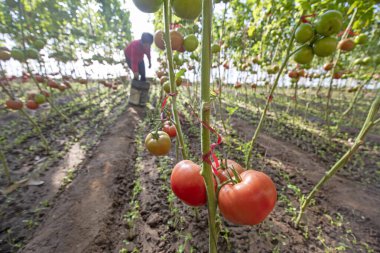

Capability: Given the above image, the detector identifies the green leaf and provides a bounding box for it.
[175,68,186,79]
[347,1,360,15]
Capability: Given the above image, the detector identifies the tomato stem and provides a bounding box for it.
[199,0,218,251]
[325,8,358,137]
[296,94,380,226]
[245,13,304,169]
[0,149,12,185]
[162,0,188,160]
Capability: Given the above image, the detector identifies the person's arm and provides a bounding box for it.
[145,46,152,68]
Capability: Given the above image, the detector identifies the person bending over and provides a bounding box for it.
[124,33,153,81]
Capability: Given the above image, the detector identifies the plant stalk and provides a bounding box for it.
[245,17,301,168]
[296,94,380,226]
[163,0,187,159]
[200,0,218,252]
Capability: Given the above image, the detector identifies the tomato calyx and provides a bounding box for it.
[218,159,242,184]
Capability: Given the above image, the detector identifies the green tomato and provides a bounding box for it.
[183,34,198,52]
[293,46,314,64]
[34,94,46,104]
[190,52,199,61]
[132,0,163,13]
[313,37,338,57]
[11,48,25,61]
[211,44,221,54]
[171,0,201,20]
[25,47,39,59]
[163,81,171,93]
[375,55,380,65]
[353,58,363,66]
[0,49,11,61]
[362,57,372,65]
[354,34,367,45]
[315,10,343,36]
[295,23,314,44]
[33,39,45,50]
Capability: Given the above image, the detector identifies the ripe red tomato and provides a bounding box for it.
[5,99,23,110]
[156,71,165,78]
[288,70,299,79]
[26,100,39,110]
[154,31,165,50]
[41,90,51,97]
[171,160,207,206]
[170,31,184,51]
[162,121,177,138]
[34,74,45,83]
[145,131,171,156]
[234,82,242,89]
[213,159,245,183]
[337,38,355,52]
[323,62,334,71]
[47,79,59,89]
[218,170,277,225]
[333,72,343,79]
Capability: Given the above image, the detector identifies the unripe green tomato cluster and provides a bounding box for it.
[293,10,344,65]
[132,0,201,21]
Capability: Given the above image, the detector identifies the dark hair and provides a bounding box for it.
[141,33,153,44]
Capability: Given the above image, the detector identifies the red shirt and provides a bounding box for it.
[124,40,151,72]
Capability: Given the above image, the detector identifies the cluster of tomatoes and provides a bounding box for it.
[293,10,346,65]
[0,37,45,62]
[171,159,277,225]
[145,127,277,226]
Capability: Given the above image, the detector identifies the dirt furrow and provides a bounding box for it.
[20,106,144,253]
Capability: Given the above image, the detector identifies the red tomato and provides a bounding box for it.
[218,170,277,225]
[5,99,23,110]
[288,70,299,79]
[170,160,207,206]
[162,121,177,138]
[26,100,39,110]
[213,159,245,183]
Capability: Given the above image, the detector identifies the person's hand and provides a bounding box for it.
[148,62,152,69]
[133,72,139,80]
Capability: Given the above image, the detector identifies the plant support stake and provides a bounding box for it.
[163,0,188,160]
[200,0,218,252]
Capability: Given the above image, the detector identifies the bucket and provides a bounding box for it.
[129,80,150,106]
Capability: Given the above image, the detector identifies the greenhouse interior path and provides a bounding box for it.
[21,106,144,253]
